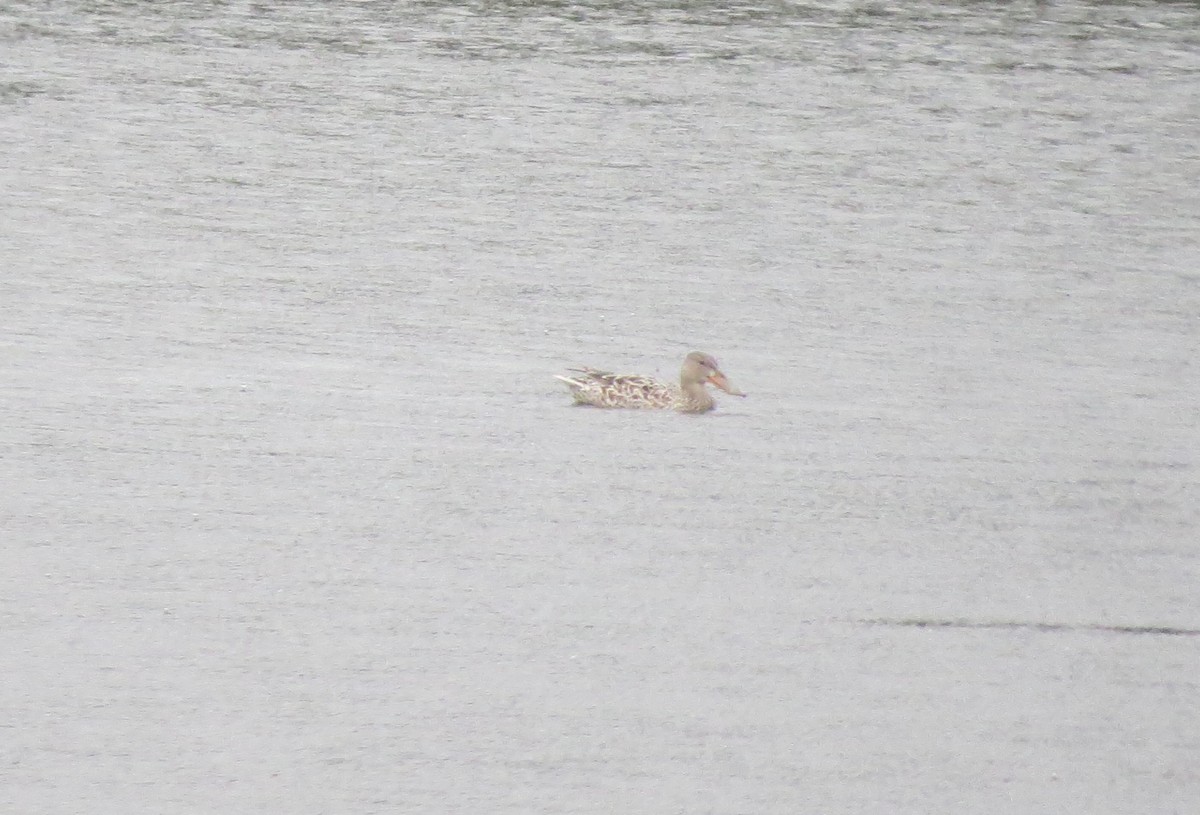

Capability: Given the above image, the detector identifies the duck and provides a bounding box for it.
[555,351,745,413]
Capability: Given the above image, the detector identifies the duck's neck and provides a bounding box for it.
[678,380,715,413]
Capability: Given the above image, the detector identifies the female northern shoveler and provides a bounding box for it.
[555,351,745,413]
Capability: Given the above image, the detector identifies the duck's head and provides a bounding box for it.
[683,351,746,396]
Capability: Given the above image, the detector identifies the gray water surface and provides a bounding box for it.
[3,1,1199,812]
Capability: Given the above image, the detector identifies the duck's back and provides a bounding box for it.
[556,368,678,409]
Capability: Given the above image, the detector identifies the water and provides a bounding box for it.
[3,1,1198,812]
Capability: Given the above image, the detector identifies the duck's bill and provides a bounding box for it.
[708,371,746,397]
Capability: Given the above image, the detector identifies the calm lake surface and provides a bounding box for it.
[3,1,1198,812]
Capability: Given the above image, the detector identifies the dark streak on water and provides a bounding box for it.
[863,618,1200,637]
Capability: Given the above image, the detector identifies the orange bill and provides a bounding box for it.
[708,371,746,397]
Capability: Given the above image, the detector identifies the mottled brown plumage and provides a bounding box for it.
[555,351,745,413]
